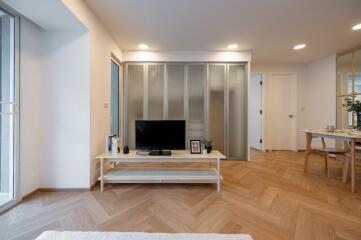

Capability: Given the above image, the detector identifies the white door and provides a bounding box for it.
[269,73,297,151]
[250,73,262,150]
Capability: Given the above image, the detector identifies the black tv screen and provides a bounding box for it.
[135,120,185,150]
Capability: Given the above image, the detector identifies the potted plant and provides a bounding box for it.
[201,139,213,153]
[343,97,361,130]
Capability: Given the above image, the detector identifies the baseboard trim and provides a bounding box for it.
[39,188,90,192]
[90,181,99,190]
[22,189,40,200]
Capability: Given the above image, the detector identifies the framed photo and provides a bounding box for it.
[190,140,201,154]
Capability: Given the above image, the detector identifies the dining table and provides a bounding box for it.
[302,129,361,192]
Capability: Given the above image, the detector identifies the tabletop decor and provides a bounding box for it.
[343,97,361,130]
[201,139,214,153]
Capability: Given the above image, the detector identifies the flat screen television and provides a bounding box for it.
[135,120,185,152]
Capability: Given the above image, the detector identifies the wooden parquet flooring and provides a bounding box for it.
[1,150,361,240]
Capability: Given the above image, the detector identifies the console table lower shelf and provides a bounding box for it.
[96,150,225,192]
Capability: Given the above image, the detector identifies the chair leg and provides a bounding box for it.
[325,154,330,178]
[342,156,350,183]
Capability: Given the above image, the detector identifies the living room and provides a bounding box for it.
[0,0,361,239]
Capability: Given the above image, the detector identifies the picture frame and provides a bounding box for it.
[190,140,201,154]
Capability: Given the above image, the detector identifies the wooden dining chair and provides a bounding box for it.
[341,145,361,183]
[312,137,348,177]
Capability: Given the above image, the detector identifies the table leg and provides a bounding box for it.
[217,158,221,192]
[304,132,313,173]
[100,158,104,192]
[351,140,356,193]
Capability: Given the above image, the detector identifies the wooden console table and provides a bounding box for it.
[96,150,226,192]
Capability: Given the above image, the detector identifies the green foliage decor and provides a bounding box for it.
[343,97,361,113]
[201,139,213,148]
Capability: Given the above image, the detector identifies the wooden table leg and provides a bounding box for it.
[100,158,104,192]
[351,140,356,192]
[304,132,312,173]
[217,158,221,192]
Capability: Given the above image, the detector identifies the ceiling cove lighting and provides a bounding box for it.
[138,43,148,49]
[293,44,306,50]
[227,44,238,50]
[352,23,361,30]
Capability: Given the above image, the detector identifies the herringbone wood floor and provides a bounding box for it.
[1,150,361,240]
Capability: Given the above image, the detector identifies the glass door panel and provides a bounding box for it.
[336,53,353,129]
[227,64,247,159]
[167,64,185,120]
[187,65,205,147]
[0,10,15,208]
[110,60,119,135]
[126,64,144,148]
[355,50,361,102]
[148,64,164,120]
[207,64,226,154]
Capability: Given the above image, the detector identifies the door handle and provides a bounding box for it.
[289,114,294,118]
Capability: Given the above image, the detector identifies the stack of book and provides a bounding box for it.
[106,135,119,154]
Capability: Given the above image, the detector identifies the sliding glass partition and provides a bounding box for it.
[187,64,205,147]
[125,62,247,159]
[126,64,144,149]
[167,64,185,120]
[227,64,247,159]
[0,7,17,210]
[148,64,164,120]
[208,64,226,154]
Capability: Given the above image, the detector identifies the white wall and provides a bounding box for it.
[62,0,123,185]
[252,55,336,150]
[303,55,336,148]
[19,17,43,197]
[40,31,91,188]
[15,0,123,191]
[123,50,251,62]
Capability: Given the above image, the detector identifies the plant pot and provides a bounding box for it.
[206,146,212,153]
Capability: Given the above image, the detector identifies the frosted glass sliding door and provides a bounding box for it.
[167,64,185,120]
[126,64,145,148]
[125,62,248,157]
[207,64,226,154]
[187,64,205,146]
[207,63,248,159]
[148,64,164,120]
[227,64,247,159]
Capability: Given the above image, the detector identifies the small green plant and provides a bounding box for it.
[201,139,213,148]
[343,97,361,113]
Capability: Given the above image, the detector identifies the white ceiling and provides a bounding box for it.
[3,0,85,31]
[85,0,361,63]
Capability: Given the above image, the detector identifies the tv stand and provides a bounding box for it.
[96,150,226,192]
[149,150,171,156]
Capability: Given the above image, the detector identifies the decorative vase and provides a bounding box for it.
[357,112,361,131]
[206,146,212,153]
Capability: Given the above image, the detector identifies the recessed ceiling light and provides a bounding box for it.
[352,23,361,30]
[293,44,306,50]
[227,44,238,49]
[138,43,148,49]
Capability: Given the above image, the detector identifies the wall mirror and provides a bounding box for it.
[336,47,361,129]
